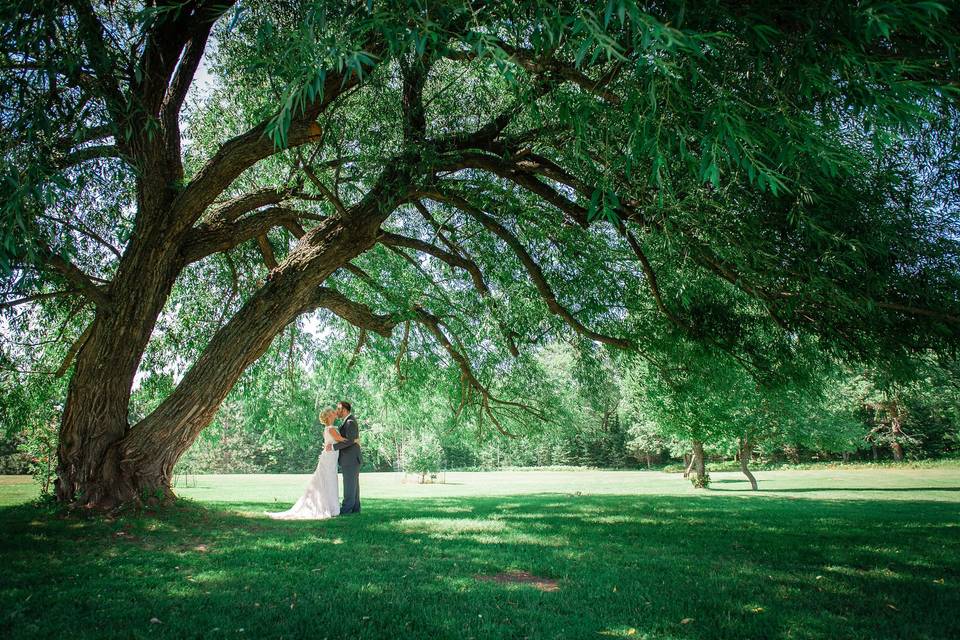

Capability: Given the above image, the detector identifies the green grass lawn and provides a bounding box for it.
[1,469,958,639]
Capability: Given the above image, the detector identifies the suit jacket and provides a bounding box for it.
[332,414,361,467]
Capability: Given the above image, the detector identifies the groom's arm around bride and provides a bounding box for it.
[328,413,358,453]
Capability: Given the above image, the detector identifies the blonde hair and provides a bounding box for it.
[318,407,336,425]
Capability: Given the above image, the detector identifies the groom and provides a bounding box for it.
[326,401,361,514]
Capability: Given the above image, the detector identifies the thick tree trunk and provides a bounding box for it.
[48,13,382,510]
[739,435,758,491]
[56,236,184,508]
[57,184,398,508]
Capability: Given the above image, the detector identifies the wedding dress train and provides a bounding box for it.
[265,427,340,519]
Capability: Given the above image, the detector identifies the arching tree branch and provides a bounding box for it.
[182,206,314,264]
[435,151,589,226]
[54,144,122,170]
[168,38,384,230]
[206,187,294,224]
[309,287,396,338]
[379,227,520,356]
[423,190,632,349]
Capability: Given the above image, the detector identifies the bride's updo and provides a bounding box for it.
[318,407,336,426]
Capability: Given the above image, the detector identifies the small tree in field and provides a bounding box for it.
[403,431,444,484]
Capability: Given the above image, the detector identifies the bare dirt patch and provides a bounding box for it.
[475,570,560,592]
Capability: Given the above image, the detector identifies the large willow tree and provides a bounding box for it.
[2,0,958,508]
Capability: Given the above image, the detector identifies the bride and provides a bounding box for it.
[265,407,347,520]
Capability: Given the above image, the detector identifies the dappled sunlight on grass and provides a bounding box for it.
[390,516,507,535]
[1,470,959,639]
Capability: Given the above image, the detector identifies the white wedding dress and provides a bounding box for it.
[266,427,340,520]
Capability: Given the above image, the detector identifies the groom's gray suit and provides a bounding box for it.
[332,413,361,514]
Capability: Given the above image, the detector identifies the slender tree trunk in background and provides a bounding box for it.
[842,451,850,463]
[689,440,707,487]
[739,435,758,490]
[872,444,879,460]
[888,399,906,461]
[683,452,693,478]
[784,444,800,464]
[890,439,905,461]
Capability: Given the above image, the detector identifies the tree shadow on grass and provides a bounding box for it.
[1,493,958,639]
[708,486,960,493]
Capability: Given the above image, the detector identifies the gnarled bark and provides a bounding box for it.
[59,157,409,508]
[56,236,185,506]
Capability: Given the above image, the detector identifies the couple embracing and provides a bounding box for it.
[266,401,361,520]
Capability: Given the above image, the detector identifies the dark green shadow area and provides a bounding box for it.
[1,493,958,639]
[709,486,960,493]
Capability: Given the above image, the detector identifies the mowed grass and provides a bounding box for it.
[1,469,959,640]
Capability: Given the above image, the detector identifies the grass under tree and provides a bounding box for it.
[1,468,958,640]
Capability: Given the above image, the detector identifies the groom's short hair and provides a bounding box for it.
[338,400,352,413]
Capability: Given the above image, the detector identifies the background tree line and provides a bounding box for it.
[4,320,956,488]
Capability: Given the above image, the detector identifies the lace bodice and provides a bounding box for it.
[322,426,338,446]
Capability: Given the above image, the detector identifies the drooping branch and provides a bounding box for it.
[622,227,683,327]
[435,151,589,226]
[424,190,632,349]
[379,227,520,356]
[442,144,664,232]
[342,263,540,435]
[413,308,518,437]
[379,231,485,289]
